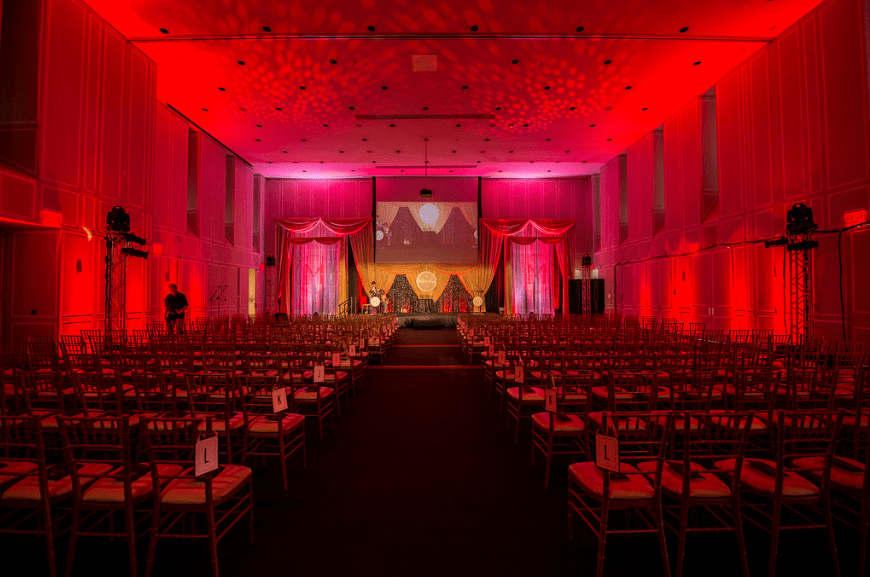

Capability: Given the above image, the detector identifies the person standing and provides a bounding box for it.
[165,283,189,334]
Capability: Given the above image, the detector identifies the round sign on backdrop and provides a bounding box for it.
[418,203,440,226]
[375,230,384,241]
[473,296,483,307]
[370,296,381,307]
[416,271,438,293]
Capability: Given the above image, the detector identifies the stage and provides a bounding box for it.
[368,312,460,329]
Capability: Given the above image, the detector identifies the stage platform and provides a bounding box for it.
[389,312,459,329]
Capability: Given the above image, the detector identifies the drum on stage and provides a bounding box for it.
[370,296,381,308]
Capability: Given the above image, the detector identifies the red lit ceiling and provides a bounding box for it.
[83,0,824,178]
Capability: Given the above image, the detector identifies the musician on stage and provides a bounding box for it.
[369,281,384,315]
[164,283,189,333]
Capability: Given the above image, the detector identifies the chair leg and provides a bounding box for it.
[544,435,554,490]
[733,498,751,577]
[64,504,81,577]
[126,508,139,577]
[278,434,288,491]
[42,503,57,577]
[248,480,255,544]
[207,507,219,577]
[596,504,610,577]
[656,504,672,577]
[675,502,690,577]
[859,492,870,577]
[145,508,161,577]
[822,497,842,577]
[767,501,782,577]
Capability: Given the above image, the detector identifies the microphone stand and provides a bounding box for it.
[208,286,225,319]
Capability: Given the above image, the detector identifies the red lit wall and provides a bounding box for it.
[594,0,870,343]
[0,0,267,339]
[151,104,265,322]
[481,178,593,272]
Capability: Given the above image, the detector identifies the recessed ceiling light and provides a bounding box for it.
[452,150,457,153]
[604,59,612,65]
[339,150,344,153]
[299,86,306,90]
[159,28,169,34]
[362,138,367,141]
[625,86,632,90]
[485,138,490,141]
[462,85,468,90]
[202,108,208,111]
[422,107,429,110]
[565,150,570,153]
[509,150,513,153]
[330,59,337,64]
[456,124,462,127]
[498,170,503,172]
[238,61,246,65]
[255,139,260,142]
[607,138,612,141]
[576,26,585,32]
[511,59,519,64]
[239,107,246,111]
[523,124,529,127]
[303,170,306,172]
[642,107,648,111]
[495,107,502,111]
[283,151,287,153]
[530,161,534,163]
[546,138,551,141]
[396,150,401,153]
[367,25,376,31]
[301,139,307,141]
[322,124,328,127]
[471,25,479,31]
[263,26,271,32]
[390,124,396,127]
[276,107,282,111]
[218,87,226,91]
[679,27,689,33]
[569,107,576,110]
[693,61,701,65]
[256,124,262,127]
[590,124,595,127]
[604,106,613,111]
[349,106,355,110]
[381,86,388,90]
[544,86,551,90]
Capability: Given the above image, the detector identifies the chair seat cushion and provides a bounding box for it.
[792,456,865,492]
[841,411,870,429]
[557,387,588,402]
[569,461,654,500]
[1,463,113,501]
[709,411,767,431]
[293,387,334,401]
[193,412,245,432]
[531,412,585,433]
[588,412,647,431]
[506,386,545,402]
[650,412,700,431]
[302,370,347,382]
[0,460,38,487]
[638,460,730,499]
[83,463,184,503]
[715,458,819,498]
[248,412,305,434]
[591,386,634,401]
[160,465,252,506]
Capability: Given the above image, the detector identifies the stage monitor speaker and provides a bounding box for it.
[568,279,604,314]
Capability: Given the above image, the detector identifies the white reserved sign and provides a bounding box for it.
[313,365,325,383]
[514,365,524,383]
[595,434,620,473]
[332,352,341,367]
[272,387,288,412]
[545,387,557,412]
[195,435,219,477]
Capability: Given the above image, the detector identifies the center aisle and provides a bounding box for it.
[231,327,587,577]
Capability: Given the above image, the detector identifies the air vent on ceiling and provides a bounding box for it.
[375,165,477,169]
[412,54,438,72]
[356,114,495,120]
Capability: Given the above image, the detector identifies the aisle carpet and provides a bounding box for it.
[6,327,857,577]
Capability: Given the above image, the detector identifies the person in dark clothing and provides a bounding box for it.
[164,283,189,334]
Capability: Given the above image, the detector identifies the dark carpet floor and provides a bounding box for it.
[4,328,861,576]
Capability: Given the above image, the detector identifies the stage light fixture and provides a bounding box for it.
[787,240,819,251]
[265,255,277,267]
[419,188,433,198]
[106,206,131,232]
[786,202,817,235]
[121,247,149,259]
[764,236,789,248]
[582,254,593,267]
[120,231,147,245]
